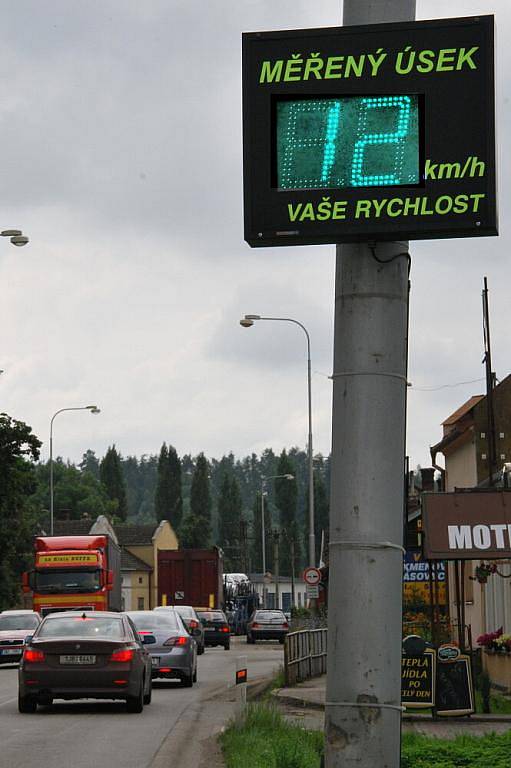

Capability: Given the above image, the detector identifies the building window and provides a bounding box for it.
[138,597,144,610]
[138,577,143,584]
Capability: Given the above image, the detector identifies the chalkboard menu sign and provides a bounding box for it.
[401,648,436,708]
[435,653,474,717]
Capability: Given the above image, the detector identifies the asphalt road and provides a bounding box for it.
[0,638,283,768]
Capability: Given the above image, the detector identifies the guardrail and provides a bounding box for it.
[284,628,327,685]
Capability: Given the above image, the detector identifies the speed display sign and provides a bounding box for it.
[242,15,496,247]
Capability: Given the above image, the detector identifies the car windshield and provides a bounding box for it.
[0,615,39,631]
[255,612,285,621]
[198,611,225,622]
[128,612,180,630]
[175,607,194,618]
[37,616,124,639]
[34,569,101,593]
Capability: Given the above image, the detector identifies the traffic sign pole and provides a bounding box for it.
[325,1,414,766]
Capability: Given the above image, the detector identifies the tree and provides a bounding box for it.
[274,450,299,575]
[100,445,128,521]
[181,453,211,547]
[167,445,183,531]
[190,453,211,520]
[155,443,170,522]
[30,461,116,523]
[79,449,100,479]
[218,474,243,570]
[179,511,208,548]
[0,413,41,609]
[122,453,158,522]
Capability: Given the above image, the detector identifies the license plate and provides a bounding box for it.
[205,627,215,631]
[60,655,96,665]
[151,656,160,667]
[0,649,20,655]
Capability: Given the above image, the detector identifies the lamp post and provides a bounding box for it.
[49,405,101,535]
[260,473,293,608]
[241,314,316,567]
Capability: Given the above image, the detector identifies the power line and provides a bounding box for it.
[410,377,485,392]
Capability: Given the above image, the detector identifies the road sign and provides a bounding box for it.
[242,16,496,247]
[303,566,321,586]
[306,584,319,599]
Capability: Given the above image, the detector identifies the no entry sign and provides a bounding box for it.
[242,15,496,247]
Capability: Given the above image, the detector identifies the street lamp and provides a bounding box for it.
[260,473,293,608]
[49,405,101,535]
[1,229,29,247]
[241,314,316,567]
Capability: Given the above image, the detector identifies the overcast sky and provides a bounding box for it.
[0,1,509,473]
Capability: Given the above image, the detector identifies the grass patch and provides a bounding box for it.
[401,731,511,767]
[221,704,511,768]
[220,704,323,768]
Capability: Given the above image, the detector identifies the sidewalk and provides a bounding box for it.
[273,675,511,738]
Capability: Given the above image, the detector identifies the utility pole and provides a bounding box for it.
[290,538,296,610]
[325,1,414,766]
[272,530,280,610]
[482,277,497,485]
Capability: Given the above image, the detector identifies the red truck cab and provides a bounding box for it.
[23,535,121,617]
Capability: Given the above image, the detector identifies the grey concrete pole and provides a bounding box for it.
[261,486,267,608]
[273,531,280,610]
[325,1,415,765]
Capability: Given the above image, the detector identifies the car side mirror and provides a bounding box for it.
[141,634,156,645]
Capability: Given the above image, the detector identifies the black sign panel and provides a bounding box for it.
[401,647,436,708]
[242,16,496,247]
[435,654,474,716]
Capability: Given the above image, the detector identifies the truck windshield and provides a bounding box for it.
[34,569,101,593]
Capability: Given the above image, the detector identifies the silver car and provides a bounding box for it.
[127,610,197,687]
[154,605,205,655]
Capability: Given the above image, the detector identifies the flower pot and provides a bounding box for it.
[484,649,511,692]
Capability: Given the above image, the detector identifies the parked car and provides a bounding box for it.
[0,610,41,665]
[154,605,205,655]
[128,609,197,686]
[246,610,289,644]
[18,611,152,713]
[196,609,230,650]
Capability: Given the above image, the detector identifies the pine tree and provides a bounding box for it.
[217,473,232,548]
[190,453,211,521]
[179,511,209,548]
[155,443,171,522]
[182,453,211,547]
[218,475,243,570]
[100,445,128,521]
[274,450,298,575]
[167,445,183,531]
